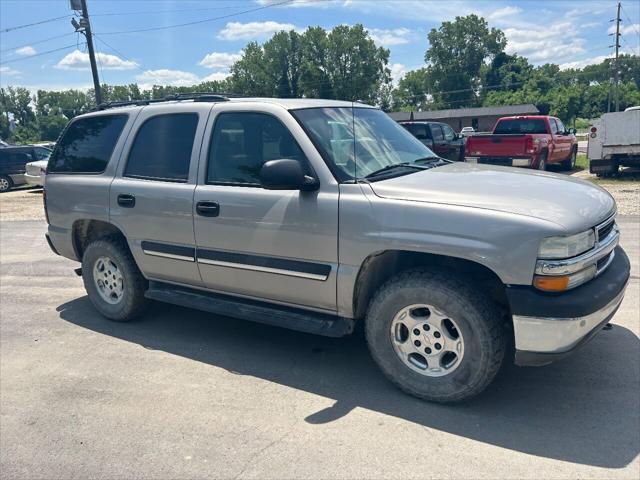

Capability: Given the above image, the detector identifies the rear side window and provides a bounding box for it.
[207,112,307,185]
[124,113,198,182]
[48,115,127,173]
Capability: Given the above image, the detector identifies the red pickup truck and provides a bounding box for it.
[465,115,578,170]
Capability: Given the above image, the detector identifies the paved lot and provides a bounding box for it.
[1,190,639,479]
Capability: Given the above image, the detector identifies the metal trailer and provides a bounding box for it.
[588,108,640,176]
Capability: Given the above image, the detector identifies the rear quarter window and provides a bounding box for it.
[47,114,128,174]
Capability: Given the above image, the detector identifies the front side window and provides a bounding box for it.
[293,107,439,181]
[207,112,307,185]
[48,114,127,173]
[549,118,559,134]
[555,118,566,133]
[125,113,198,182]
[442,124,455,141]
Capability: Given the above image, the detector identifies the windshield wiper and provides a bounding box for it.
[365,162,427,179]
[413,156,449,165]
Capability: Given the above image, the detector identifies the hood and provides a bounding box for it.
[368,162,615,231]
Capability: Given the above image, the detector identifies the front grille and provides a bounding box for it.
[597,217,615,241]
[597,251,613,270]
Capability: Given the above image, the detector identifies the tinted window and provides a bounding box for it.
[0,150,32,165]
[494,119,548,134]
[208,112,307,185]
[556,118,566,133]
[431,124,444,141]
[125,113,198,182]
[48,115,127,173]
[549,118,559,134]
[442,124,455,141]
[403,124,429,140]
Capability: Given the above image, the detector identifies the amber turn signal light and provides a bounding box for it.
[533,275,570,292]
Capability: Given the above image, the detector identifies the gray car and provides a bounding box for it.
[44,95,630,403]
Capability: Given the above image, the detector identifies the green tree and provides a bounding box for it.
[425,14,506,107]
[391,68,432,111]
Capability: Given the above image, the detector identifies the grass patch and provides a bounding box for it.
[576,153,588,170]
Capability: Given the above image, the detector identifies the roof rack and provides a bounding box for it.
[93,92,233,111]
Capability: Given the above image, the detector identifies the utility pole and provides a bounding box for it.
[70,0,102,105]
[608,2,622,112]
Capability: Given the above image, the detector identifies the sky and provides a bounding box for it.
[1,0,639,92]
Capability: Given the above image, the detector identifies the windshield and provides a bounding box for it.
[293,107,438,181]
[493,119,547,135]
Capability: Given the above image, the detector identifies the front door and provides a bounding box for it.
[110,105,210,286]
[193,109,339,312]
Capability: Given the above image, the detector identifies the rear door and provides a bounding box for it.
[441,124,461,161]
[109,104,211,286]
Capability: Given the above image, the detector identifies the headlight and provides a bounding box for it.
[538,230,595,259]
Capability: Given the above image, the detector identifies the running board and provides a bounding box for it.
[145,281,354,337]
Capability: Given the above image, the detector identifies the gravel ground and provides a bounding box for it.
[571,169,640,215]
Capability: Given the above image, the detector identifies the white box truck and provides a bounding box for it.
[588,107,640,176]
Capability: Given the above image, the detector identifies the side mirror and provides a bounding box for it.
[259,159,319,192]
[568,128,577,135]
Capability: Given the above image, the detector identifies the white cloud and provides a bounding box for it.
[55,49,138,70]
[199,51,242,69]
[201,72,231,82]
[217,21,298,40]
[15,46,36,56]
[0,66,21,77]
[389,63,406,84]
[488,6,522,20]
[135,69,200,89]
[368,28,411,47]
[608,23,640,36]
[504,21,586,62]
[559,55,611,70]
[256,0,339,7]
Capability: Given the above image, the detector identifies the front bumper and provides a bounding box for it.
[465,156,533,168]
[508,246,630,366]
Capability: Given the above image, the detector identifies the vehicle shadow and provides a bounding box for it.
[57,297,640,469]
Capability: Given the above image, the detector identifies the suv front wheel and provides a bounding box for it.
[81,238,149,321]
[365,269,506,403]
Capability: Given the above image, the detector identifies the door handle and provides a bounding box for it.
[117,194,135,208]
[196,201,220,217]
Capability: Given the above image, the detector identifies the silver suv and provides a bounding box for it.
[44,95,630,403]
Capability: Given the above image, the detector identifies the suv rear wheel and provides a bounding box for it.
[81,238,149,321]
[365,269,506,403]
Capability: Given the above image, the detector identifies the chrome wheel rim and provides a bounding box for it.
[93,256,124,304]
[390,304,465,377]
[0,178,9,191]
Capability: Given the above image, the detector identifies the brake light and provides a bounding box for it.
[525,136,536,154]
[590,127,597,133]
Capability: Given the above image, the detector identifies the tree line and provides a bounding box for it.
[2,16,639,143]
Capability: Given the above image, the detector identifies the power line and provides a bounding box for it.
[96,0,303,35]
[1,14,72,34]
[0,44,77,65]
[93,34,144,72]
[92,4,247,17]
[620,3,640,37]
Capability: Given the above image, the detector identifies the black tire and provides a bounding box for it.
[365,269,506,403]
[0,175,13,193]
[81,237,149,322]
[537,151,548,171]
[560,147,577,171]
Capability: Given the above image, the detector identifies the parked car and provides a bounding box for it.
[399,121,465,161]
[588,108,640,176]
[460,126,475,137]
[25,158,50,187]
[465,116,578,170]
[0,145,50,192]
[44,96,629,403]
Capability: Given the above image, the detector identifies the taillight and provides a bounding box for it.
[590,126,597,138]
[525,137,535,154]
